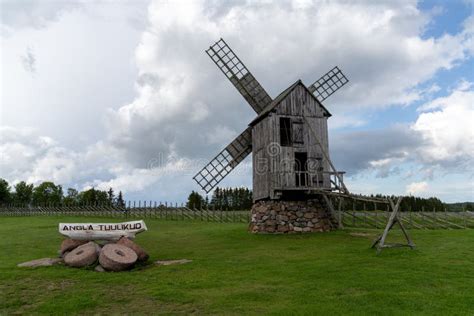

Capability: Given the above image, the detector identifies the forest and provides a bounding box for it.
[186,188,472,212]
[186,187,253,211]
[1,178,471,212]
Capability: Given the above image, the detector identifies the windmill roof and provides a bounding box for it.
[248,80,332,126]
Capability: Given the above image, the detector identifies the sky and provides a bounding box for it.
[1,0,473,203]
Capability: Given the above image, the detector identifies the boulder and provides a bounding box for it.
[99,243,137,271]
[94,265,105,272]
[64,242,100,268]
[59,239,87,256]
[18,258,63,268]
[116,237,149,262]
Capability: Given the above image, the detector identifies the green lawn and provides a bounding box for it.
[1,217,473,315]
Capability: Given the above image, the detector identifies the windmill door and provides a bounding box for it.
[295,152,308,187]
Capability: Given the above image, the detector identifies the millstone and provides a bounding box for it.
[117,237,149,262]
[64,241,100,268]
[99,243,137,271]
[60,238,87,256]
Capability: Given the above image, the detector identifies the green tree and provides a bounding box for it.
[116,191,125,208]
[186,191,205,209]
[63,188,79,205]
[32,182,63,205]
[0,179,12,204]
[13,181,34,205]
[77,187,109,205]
[107,187,115,204]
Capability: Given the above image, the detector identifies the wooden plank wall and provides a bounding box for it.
[252,83,332,201]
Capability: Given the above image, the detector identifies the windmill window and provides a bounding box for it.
[292,122,304,144]
[279,117,292,146]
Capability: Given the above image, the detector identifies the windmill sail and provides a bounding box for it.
[206,38,272,113]
[308,66,348,102]
[193,38,273,193]
[193,127,252,193]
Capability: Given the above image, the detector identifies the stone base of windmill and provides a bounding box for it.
[249,199,335,234]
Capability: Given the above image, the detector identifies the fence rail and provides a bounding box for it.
[0,205,473,229]
[0,205,250,223]
[339,210,474,229]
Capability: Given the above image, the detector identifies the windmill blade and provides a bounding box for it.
[308,66,348,102]
[193,127,252,193]
[206,38,272,114]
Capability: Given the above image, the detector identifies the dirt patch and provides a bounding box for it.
[155,259,193,266]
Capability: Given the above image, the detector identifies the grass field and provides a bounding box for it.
[1,217,473,315]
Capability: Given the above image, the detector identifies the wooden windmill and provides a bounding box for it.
[193,38,416,245]
[193,38,349,202]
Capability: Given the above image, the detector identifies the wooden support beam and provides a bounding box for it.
[337,197,344,229]
[371,197,415,254]
[304,188,390,204]
[322,194,338,229]
[302,115,349,194]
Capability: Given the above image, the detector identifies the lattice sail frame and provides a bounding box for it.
[206,38,272,114]
[193,127,253,193]
[308,66,348,102]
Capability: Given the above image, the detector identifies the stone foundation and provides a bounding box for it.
[249,198,335,234]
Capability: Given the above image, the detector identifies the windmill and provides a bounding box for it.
[193,38,349,204]
[191,39,416,242]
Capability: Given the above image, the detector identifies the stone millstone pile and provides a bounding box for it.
[249,199,336,234]
[59,237,149,271]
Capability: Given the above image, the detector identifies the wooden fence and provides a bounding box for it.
[340,210,474,229]
[0,204,250,223]
[0,204,473,229]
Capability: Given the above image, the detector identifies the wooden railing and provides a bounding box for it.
[275,171,345,192]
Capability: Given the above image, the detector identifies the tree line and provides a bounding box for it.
[1,177,469,212]
[186,188,465,212]
[0,178,125,207]
[186,187,253,210]
[340,194,447,212]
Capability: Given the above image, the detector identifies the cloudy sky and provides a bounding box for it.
[1,0,473,203]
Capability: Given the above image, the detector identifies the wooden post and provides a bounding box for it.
[337,197,343,229]
[409,206,413,229]
[363,203,367,227]
[371,197,415,254]
[352,202,355,227]
[374,202,378,229]
[322,194,339,229]
[464,205,467,229]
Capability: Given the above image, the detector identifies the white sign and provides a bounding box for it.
[59,220,147,241]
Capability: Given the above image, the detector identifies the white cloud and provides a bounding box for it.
[334,83,474,181]
[412,85,474,167]
[0,127,77,185]
[20,46,36,73]
[0,1,81,35]
[1,0,473,202]
[106,0,474,173]
[406,181,429,195]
